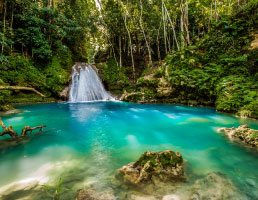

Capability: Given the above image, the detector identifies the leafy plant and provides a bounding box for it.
[41,178,70,200]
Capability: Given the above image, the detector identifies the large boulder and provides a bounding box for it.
[218,125,258,148]
[118,150,184,185]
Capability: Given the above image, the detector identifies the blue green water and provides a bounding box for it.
[0,102,258,199]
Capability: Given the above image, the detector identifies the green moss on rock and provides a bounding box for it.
[218,125,258,148]
[118,150,184,185]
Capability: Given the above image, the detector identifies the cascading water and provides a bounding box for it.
[69,63,113,102]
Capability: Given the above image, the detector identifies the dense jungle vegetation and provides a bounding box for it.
[0,0,257,118]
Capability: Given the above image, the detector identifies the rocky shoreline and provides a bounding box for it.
[218,125,258,148]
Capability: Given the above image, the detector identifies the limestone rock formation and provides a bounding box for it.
[218,125,258,148]
[118,150,184,185]
[249,33,258,50]
[59,86,70,100]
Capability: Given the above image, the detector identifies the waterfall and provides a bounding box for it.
[69,63,113,102]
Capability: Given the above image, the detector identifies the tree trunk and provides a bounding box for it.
[163,1,180,51]
[124,14,135,81]
[1,0,7,54]
[162,1,167,54]
[119,35,122,67]
[127,39,130,56]
[209,1,213,30]
[21,125,46,137]
[140,0,152,66]
[215,0,217,22]
[180,0,185,49]
[167,28,171,52]
[123,37,126,53]
[118,0,135,81]
[156,21,162,61]
[0,86,46,97]
[0,118,46,139]
[0,118,18,139]
[184,0,190,45]
[10,4,14,52]
[110,38,119,67]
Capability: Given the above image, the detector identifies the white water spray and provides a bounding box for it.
[69,63,113,102]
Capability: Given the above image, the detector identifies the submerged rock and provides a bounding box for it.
[118,150,184,185]
[129,194,157,200]
[190,172,241,200]
[218,125,258,148]
[162,194,181,200]
[75,188,116,200]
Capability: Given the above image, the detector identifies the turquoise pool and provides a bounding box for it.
[0,102,257,199]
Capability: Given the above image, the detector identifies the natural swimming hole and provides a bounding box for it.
[0,102,258,199]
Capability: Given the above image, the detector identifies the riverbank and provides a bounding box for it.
[0,95,59,112]
[114,65,258,120]
[1,94,258,122]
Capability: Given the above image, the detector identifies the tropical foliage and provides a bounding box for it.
[0,0,257,118]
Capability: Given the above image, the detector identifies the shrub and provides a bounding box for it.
[44,56,70,95]
[0,55,46,89]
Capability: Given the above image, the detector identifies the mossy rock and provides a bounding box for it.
[134,150,183,170]
[123,92,143,103]
[118,150,184,185]
[218,125,258,148]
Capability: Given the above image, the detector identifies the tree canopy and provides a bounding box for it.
[0,0,258,118]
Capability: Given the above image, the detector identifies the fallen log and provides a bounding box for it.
[0,118,18,139]
[0,86,46,97]
[0,117,46,139]
[21,125,46,136]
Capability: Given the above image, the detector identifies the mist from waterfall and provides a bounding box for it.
[69,63,113,102]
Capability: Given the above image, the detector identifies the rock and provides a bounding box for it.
[120,92,145,103]
[249,33,258,50]
[59,86,70,100]
[130,194,157,200]
[162,194,181,200]
[118,150,184,185]
[189,172,241,200]
[157,87,173,97]
[156,77,174,97]
[75,188,116,200]
[218,125,258,148]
